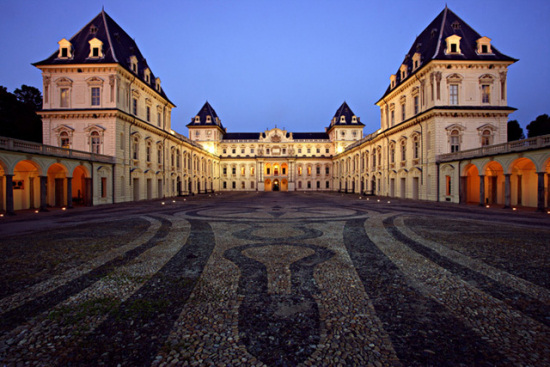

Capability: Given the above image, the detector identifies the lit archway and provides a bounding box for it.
[464,164,480,204]
[13,160,41,210]
[264,179,272,191]
[47,163,68,207]
[509,157,537,207]
[281,179,288,191]
[72,165,90,206]
[484,161,504,205]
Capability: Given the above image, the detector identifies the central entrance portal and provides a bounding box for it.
[273,179,280,191]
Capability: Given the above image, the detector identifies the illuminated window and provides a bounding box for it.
[60,88,70,108]
[482,85,491,103]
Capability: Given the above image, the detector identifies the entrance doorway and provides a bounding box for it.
[273,179,280,191]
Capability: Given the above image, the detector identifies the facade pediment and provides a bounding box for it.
[260,128,293,143]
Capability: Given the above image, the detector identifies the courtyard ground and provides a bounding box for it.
[0,192,549,366]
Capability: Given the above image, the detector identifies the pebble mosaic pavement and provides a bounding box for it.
[0,192,549,366]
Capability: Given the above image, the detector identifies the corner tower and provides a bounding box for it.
[327,102,364,153]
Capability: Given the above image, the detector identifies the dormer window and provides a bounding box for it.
[206,115,212,123]
[58,38,73,59]
[340,115,346,123]
[144,68,151,84]
[451,21,461,31]
[155,78,161,92]
[412,52,421,70]
[476,37,493,54]
[400,64,408,80]
[194,116,200,124]
[445,35,462,54]
[88,38,104,58]
[390,74,397,89]
[130,55,138,74]
[352,116,357,123]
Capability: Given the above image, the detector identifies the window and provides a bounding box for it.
[241,182,245,189]
[241,167,245,175]
[132,98,138,115]
[91,131,101,154]
[481,130,492,146]
[251,182,255,189]
[451,44,457,53]
[307,166,312,176]
[120,133,125,150]
[482,85,491,103]
[316,167,320,175]
[413,136,420,159]
[60,88,69,107]
[60,132,70,149]
[146,143,151,162]
[390,144,395,163]
[250,167,255,175]
[250,148,255,154]
[232,167,236,175]
[450,130,460,152]
[61,48,68,58]
[449,84,458,105]
[157,145,162,164]
[223,181,227,189]
[241,148,245,154]
[223,167,227,175]
[307,148,311,154]
[326,148,329,154]
[157,112,161,127]
[146,106,151,122]
[446,175,452,196]
[317,181,320,189]
[133,137,139,159]
[414,96,419,114]
[223,148,227,154]
[326,181,330,189]
[401,103,406,121]
[266,167,271,175]
[316,148,320,153]
[91,87,100,106]
[232,149,236,154]
[401,140,406,161]
[232,182,236,189]
[298,181,302,189]
[298,167,303,175]
[282,167,286,175]
[298,148,302,154]
[391,110,395,126]
[307,181,311,189]
[101,177,107,198]
[325,167,329,175]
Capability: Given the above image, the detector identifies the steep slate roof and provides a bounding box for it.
[379,6,517,101]
[292,132,329,140]
[187,101,226,130]
[328,101,364,130]
[33,10,173,105]
[222,132,261,140]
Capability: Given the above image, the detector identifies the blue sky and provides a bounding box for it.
[1,0,548,135]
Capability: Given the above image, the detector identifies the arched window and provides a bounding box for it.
[401,140,407,161]
[413,136,420,159]
[450,130,460,152]
[481,130,492,146]
[91,131,101,154]
[60,131,70,149]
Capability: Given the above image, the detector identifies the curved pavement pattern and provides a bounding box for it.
[0,192,549,366]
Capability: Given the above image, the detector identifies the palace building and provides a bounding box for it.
[1,6,549,214]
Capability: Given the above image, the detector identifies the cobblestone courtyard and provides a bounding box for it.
[0,192,549,366]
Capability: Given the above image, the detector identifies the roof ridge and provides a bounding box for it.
[101,10,118,63]
[432,6,448,59]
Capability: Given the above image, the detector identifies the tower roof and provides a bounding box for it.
[33,10,173,105]
[187,101,225,130]
[378,6,517,101]
[328,102,364,130]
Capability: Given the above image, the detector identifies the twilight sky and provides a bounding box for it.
[1,0,549,136]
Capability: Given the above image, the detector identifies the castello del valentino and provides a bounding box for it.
[1,6,549,214]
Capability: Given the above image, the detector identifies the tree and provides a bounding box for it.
[0,85,42,143]
[507,120,524,141]
[14,85,42,111]
[526,114,550,138]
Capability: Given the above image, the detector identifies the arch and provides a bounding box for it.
[464,163,480,204]
[11,160,41,211]
[72,165,91,206]
[281,179,288,191]
[509,157,537,207]
[273,179,280,191]
[483,161,504,205]
[264,178,272,192]
[47,163,68,207]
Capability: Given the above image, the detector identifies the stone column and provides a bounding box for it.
[67,177,73,209]
[459,176,467,204]
[479,175,485,206]
[503,174,511,209]
[5,174,15,216]
[39,176,48,212]
[536,172,545,212]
